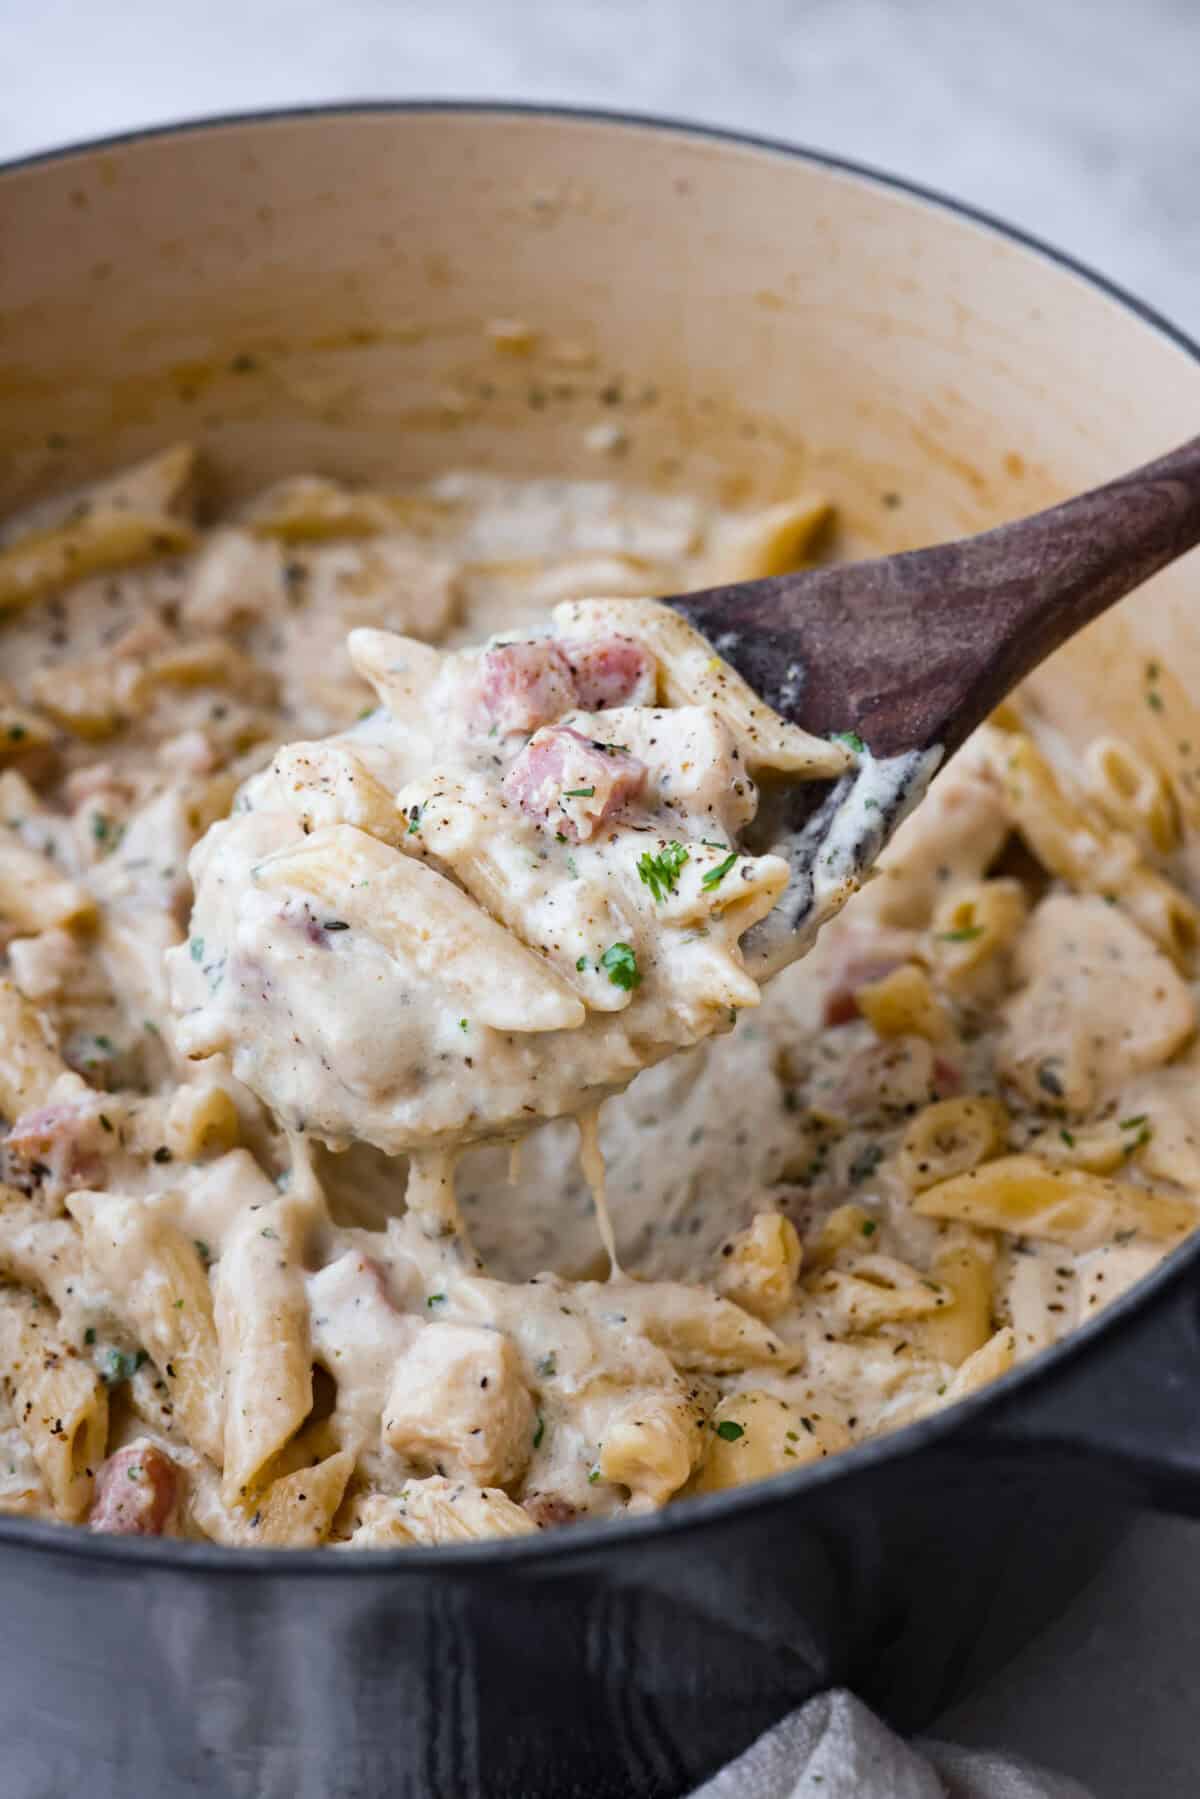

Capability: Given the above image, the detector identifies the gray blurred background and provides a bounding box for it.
[3,3,1200,1793]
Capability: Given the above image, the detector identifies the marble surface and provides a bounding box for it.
[3,4,1200,1794]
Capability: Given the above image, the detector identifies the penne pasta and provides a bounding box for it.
[0,1284,107,1520]
[68,1190,224,1464]
[214,1197,313,1504]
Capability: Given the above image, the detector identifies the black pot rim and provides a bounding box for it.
[2,98,1199,1578]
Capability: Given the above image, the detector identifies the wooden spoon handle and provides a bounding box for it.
[916,432,1200,748]
[672,434,1200,760]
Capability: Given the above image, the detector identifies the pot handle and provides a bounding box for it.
[955,1258,1200,1517]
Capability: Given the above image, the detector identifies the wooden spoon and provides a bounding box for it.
[665,435,1200,965]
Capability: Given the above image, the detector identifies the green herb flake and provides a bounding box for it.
[189,936,205,964]
[1059,1129,1075,1148]
[194,1240,211,1266]
[575,954,589,973]
[1147,690,1164,712]
[587,1467,602,1484]
[861,1219,878,1237]
[936,926,984,943]
[98,1114,114,1134]
[831,730,865,753]
[564,786,595,799]
[427,1293,446,1308]
[407,805,422,834]
[260,1226,278,1241]
[1120,1115,1149,1131]
[701,852,738,892]
[536,1352,557,1378]
[84,1328,96,1347]
[91,812,111,843]
[637,841,689,902]
[714,1420,744,1442]
[532,1415,546,1450]
[600,942,641,990]
[102,1347,148,1387]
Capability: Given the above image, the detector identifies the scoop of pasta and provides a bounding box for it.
[167,602,852,1155]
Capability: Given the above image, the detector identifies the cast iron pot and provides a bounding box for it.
[2,105,1200,1799]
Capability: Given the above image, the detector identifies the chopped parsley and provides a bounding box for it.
[564,786,595,799]
[831,730,865,753]
[427,1293,446,1308]
[459,1018,469,1032]
[587,1467,601,1484]
[83,1327,96,1346]
[532,1415,546,1450]
[406,805,422,834]
[1059,1129,1075,1148]
[575,954,589,972]
[701,853,738,892]
[189,936,205,964]
[861,1219,878,1237]
[194,1240,212,1266]
[637,841,689,901]
[1120,1114,1149,1131]
[536,1352,557,1378]
[600,942,641,990]
[714,1420,744,1442]
[260,1226,278,1240]
[101,1347,148,1387]
[91,812,112,843]
[936,925,984,943]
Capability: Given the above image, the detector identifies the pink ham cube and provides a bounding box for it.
[504,725,647,841]
[477,641,578,735]
[563,636,656,710]
[89,1442,179,1536]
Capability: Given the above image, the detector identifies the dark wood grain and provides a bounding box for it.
[669,435,1200,762]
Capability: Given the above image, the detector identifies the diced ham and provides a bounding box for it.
[932,1056,964,1098]
[477,642,577,735]
[822,956,909,1027]
[89,1441,179,1536]
[563,635,656,710]
[3,1094,116,1196]
[503,725,647,842]
[820,927,922,1028]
